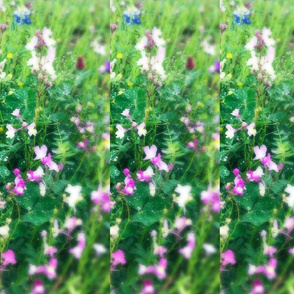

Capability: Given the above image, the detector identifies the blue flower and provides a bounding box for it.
[13,8,32,25]
[233,10,251,25]
[123,7,141,25]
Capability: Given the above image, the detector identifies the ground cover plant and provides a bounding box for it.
[0,0,109,293]
[110,0,220,293]
[220,0,294,293]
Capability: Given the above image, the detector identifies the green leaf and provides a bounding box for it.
[0,166,10,179]
[241,197,279,226]
[22,197,57,226]
[126,182,150,210]
[17,182,40,210]
[132,197,167,226]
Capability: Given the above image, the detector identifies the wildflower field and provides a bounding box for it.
[220,0,294,293]
[0,0,109,293]
[1,0,294,293]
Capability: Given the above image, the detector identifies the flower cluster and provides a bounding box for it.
[26,27,56,86]
[136,27,166,86]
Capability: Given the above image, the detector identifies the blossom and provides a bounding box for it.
[2,249,17,266]
[31,280,45,294]
[253,145,279,172]
[179,232,196,259]
[225,124,237,139]
[250,280,265,294]
[64,185,83,209]
[201,185,220,213]
[69,232,86,259]
[115,124,127,139]
[6,124,17,139]
[221,249,236,270]
[27,122,37,136]
[137,122,147,136]
[247,122,256,136]
[174,184,193,210]
[141,280,155,294]
[284,185,294,208]
[91,185,110,213]
[185,56,195,70]
[111,249,126,271]
[76,56,85,70]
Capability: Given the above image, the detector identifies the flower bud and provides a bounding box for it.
[76,56,85,70]
[185,56,195,70]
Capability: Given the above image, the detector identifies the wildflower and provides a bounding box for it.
[225,124,237,139]
[284,185,294,208]
[0,24,7,33]
[247,122,256,136]
[31,280,45,294]
[2,249,17,266]
[123,6,141,25]
[0,225,9,238]
[27,122,37,136]
[6,124,17,139]
[111,249,126,271]
[203,243,217,256]
[201,185,220,213]
[221,249,236,271]
[179,232,196,259]
[226,53,233,59]
[137,122,147,136]
[14,6,32,25]
[93,244,107,256]
[208,61,220,74]
[136,27,166,85]
[117,53,123,59]
[110,23,117,35]
[253,145,280,172]
[173,184,193,210]
[69,232,86,259]
[91,185,110,213]
[220,23,227,35]
[76,56,85,70]
[141,280,155,294]
[64,185,83,210]
[185,56,195,70]
[250,280,265,294]
[7,53,13,59]
[233,6,251,25]
[115,124,127,139]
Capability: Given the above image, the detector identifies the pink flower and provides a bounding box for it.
[140,258,168,280]
[141,280,155,294]
[221,249,236,270]
[6,124,17,139]
[144,145,157,160]
[250,280,265,294]
[31,280,45,294]
[27,122,37,136]
[2,249,16,266]
[69,232,86,259]
[77,139,88,150]
[225,124,237,139]
[115,124,127,139]
[91,185,110,213]
[231,109,240,118]
[121,109,130,118]
[111,249,126,271]
[11,109,21,118]
[201,186,220,213]
[34,145,48,160]
[179,232,196,259]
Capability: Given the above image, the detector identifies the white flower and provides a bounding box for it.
[284,185,294,208]
[0,225,9,238]
[174,185,192,209]
[27,122,37,136]
[137,122,147,136]
[64,185,83,210]
[220,225,229,238]
[115,124,126,139]
[110,225,119,239]
[225,124,236,139]
[247,122,256,137]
